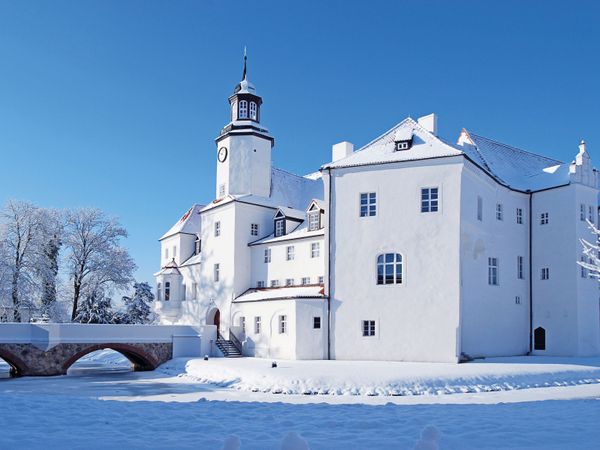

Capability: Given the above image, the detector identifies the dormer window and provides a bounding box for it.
[275,219,285,237]
[308,211,320,231]
[249,102,257,120]
[239,100,248,119]
[195,237,201,255]
[395,140,412,151]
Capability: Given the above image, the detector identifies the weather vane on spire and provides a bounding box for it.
[242,46,247,80]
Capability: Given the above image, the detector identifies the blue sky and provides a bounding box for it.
[1,0,599,284]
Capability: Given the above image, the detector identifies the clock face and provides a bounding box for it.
[217,147,228,163]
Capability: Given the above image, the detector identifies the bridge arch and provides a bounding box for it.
[0,348,29,377]
[62,343,159,373]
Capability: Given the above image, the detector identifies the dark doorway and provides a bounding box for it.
[534,327,546,350]
[213,309,221,330]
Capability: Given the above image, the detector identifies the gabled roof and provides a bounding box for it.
[275,206,305,221]
[160,204,203,241]
[154,259,181,276]
[307,199,325,212]
[323,117,463,170]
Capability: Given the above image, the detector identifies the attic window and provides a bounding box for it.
[275,219,285,237]
[395,140,412,151]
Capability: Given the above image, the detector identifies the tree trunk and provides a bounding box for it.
[71,279,81,321]
[11,269,21,323]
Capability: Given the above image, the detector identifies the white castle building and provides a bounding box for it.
[155,60,600,362]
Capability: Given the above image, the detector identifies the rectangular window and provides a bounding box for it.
[285,278,294,286]
[214,221,221,237]
[318,276,324,284]
[182,284,186,301]
[360,192,377,217]
[251,223,259,236]
[301,277,311,285]
[515,296,521,305]
[173,246,177,258]
[254,316,261,334]
[240,317,246,333]
[488,257,499,285]
[517,256,524,280]
[239,100,248,119]
[270,279,280,287]
[164,282,170,301]
[311,242,320,258]
[362,320,376,337]
[477,196,483,221]
[279,315,287,334]
[313,317,321,329]
[541,267,550,280]
[516,208,523,224]
[195,238,201,255]
[165,248,169,259]
[257,281,265,288]
[264,248,271,263]
[580,204,586,221]
[589,206,595,224]
[214,263,220,282]
[286,246,295,261]
[421,187,439,213]
[581,256,588,278]
[540,213,549,225]
[219,184,225,197]
[249,101,257,120]
[192,282,197,299]
[308,211,320,231]
[496,203,503,221]
[275,219,285,237]
[157,283,162,301]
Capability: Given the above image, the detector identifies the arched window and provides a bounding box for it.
[165,282,171,301]
[377,253,403,285]
[239,100,248,119]
[249,101,257,120]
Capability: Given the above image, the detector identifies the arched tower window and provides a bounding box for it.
[377,253,403,285]
[239,100,248,119]
[249,101,257,120]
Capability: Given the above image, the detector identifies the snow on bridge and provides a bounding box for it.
[0,323,215,377]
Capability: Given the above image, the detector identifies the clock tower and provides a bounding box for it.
[214,53,275,199]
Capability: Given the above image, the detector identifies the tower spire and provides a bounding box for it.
[242,46,247,80]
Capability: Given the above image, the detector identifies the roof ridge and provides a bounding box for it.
[272,166,306,180]
[469,132,563,165]
[355,117,418,153]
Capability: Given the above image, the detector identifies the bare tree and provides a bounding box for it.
[0,200,44,322]
[579,220,600,279]
[64,209,136,321]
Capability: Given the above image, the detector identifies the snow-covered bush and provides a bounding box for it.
[121,282,156,324]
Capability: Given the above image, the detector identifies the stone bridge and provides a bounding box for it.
[0,323,215,377]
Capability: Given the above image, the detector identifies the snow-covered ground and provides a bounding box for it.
[1,355,600,449]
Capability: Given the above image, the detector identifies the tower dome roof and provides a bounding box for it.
[233,77,257,95]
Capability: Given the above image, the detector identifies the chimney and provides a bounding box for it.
[332,141,354,162]
[417,113,438,136]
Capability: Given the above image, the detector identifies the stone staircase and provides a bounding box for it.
[216,332,242,357]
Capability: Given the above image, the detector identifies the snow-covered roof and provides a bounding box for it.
[154,259,181,276]
[249,222,325,246]
[180,253,202,267]
[160,204,203,240]
[233,285,326,303]
[234,78,256,95]
[275,206,305,221]
[394,127,414,142]
[323,118,463,170]
[307,199,325,211]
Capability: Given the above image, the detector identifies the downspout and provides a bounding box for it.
[528,190,533,353]
[326,167,333,360]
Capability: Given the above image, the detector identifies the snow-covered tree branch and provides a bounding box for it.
[578,219,600,279]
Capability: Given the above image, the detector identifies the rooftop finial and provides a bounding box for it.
[242,46,247,80]
[579,139,586,153]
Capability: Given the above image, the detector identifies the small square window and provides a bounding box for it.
[251,223,259,236]
[285,278,294,286]
[540,213,549,225]
[215,221,221,237]
[257,281,265,288]
[313,317,321,329]
[360,193,376,217]
[515,296,521,305]
[270,279,280,287]
[541,267,550,280]
[362,320,376,337]
[301,277,311,285]
[318,276,324,284]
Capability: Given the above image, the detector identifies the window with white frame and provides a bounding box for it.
[516,208,523,224]
[477,196,483,221]
[589,206,595,224]
[249,101,257,120]
[360,193,376,217]
[301,277,311,285]
[311,242,320,258]
[517,256,524,280]
[239,100,248,119]
[308,211,320,231]
[541,267,550,280]
[377,253,403,285]
[496,203,503,221]
[254,316,261,334]
[251,223,259,236]
[157,283,162,301]
[580,204,586,221]
[219,184,225,197]
[257,280,265,288]
[362,320,376,337]
[264,248,271,263]
[195,237,201,255]
[275,219,285,237]
[214,221,221,237]
[318,276,324,284]
[214,263,220,282]
[421,187,439,213]
[286,246,295,261]
[488,257,499,285]
[165,282,171,301]
[540,212,549,225]
[270,279,280,287]
[581,256,588,278]
[313,317,321,329]
[279,315,287,334]
[285,278,294,286]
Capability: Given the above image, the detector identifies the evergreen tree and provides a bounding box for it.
[122,282,155,324]
[74,291,116,324]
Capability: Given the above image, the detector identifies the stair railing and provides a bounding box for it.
[229,330,242,354]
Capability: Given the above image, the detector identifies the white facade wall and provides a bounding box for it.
[327,158,463,363]
[459,162,530,358]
